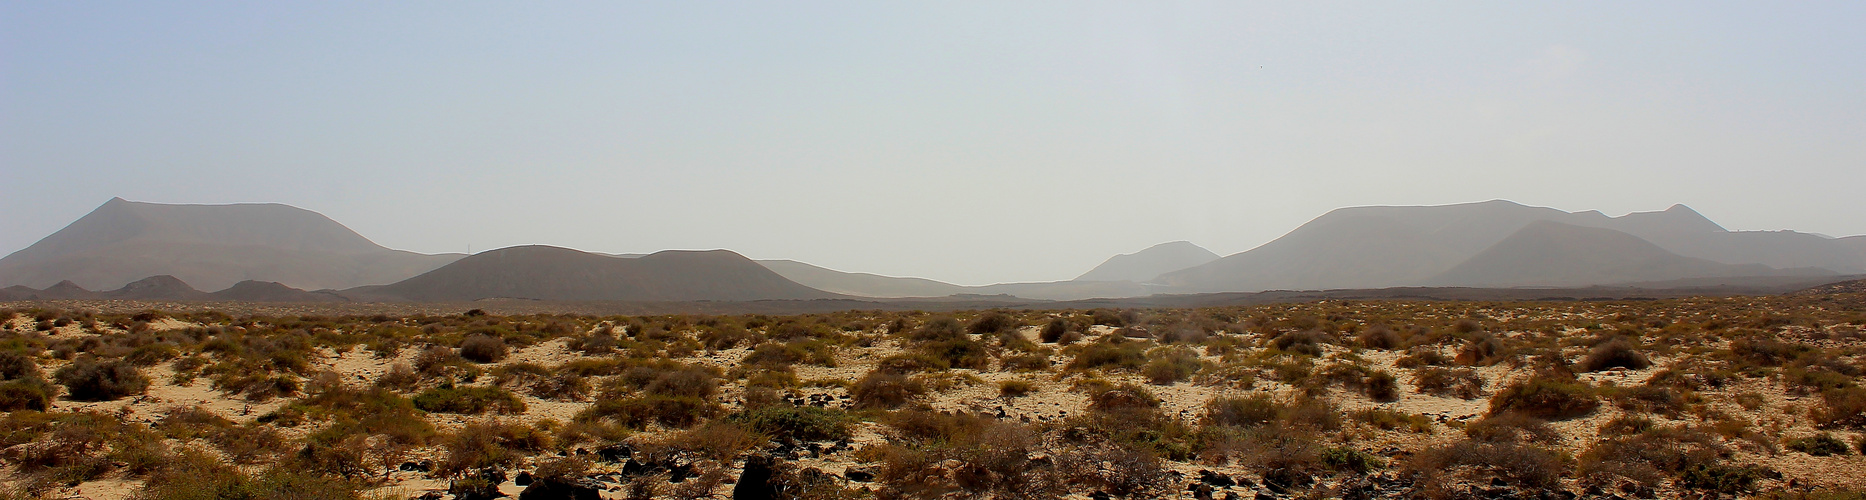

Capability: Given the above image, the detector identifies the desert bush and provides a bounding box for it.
[0,351,41,381]
[1203,394,1338,431]
[1038,318,1070,343]
[570,328,621,354]
[1320,446,1384,473]
[1405,440,1567,491]
[998,379,1036,398]
[910,317,966,342]
[1365,370,1399,401]
[1356,324,1401,350]
[577,395,718,429]
[138,452,363,500]
[1000,353,1050,372]
[438,419,552,476]
[1488,376,1598,420]
[412,386,526,415]
[1454,334,1508,366]
[0,378,56,411]
[967,312,1016,335]
[919,338,991,370]
[852,371,925,410]
[1412,366,1485,399]
[1678,463,1775,494]
[1814,387,1866,428]
[458,334,507,363]
[1269,330,1326,356]
[374,362,419,391]
[1141,347,1202,384]
[1089,383,1159,412]
[1065,337,1147,371]
[54,358,149,401]
[1394,348,1451,368]
[1786,434,1852,456]
[728,405,851,442]
[1348,408,1432,433]
[1730,337,1810,367]
[1579,339,1651,372]
[1463,412,1561,443]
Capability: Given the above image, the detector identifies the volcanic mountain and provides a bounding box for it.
[1157,200,1862,292]
[1424,221,1804,287]
[1075,241,1219,283]
[359,246,838,302]
[0,198,461,291]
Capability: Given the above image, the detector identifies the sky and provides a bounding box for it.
[3,2,1863,286]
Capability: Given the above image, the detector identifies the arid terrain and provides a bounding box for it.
[2,288,1865,500]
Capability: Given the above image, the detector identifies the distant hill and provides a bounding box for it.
[758,259,1161,301]
[1159,200,1865,292]
[758,260,967,298]
[0,275,343,302]
[1425,221,1822,287]
[0,198,461,291]
[360,246,837,302]
[1075,241,1218,282]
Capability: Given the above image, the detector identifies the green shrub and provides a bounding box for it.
[1039,318,1069,343]
[1365,370,1399,402]
[1320,446,1384,473]
[1786,434,1852,456]
[54,358,149,401]
[412,386,526,415]
[728,405,851,442]
[1679,463,1774,494]
[1463,412,1561,443]
[1489,377,1598,420]
[967,312,1016,334]
[576,395,718,429]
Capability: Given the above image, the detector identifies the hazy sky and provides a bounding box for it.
[4,2,1863,285]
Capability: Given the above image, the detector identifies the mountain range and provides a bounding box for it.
[1,198,1860,303]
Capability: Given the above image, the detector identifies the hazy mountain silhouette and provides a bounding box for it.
[759,258,1161,301]
[1075,241,1219,282]
[0,198,462,291]
[758,260,968,298]
[1158,200,1863,292]
[1425,221,1823,287]
[0,275,343,302]
[358,246,836,302]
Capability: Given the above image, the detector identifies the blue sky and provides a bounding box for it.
[4,2,1863,285]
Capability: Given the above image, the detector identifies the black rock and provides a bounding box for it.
[1090,492,1113,500]
[596,444,632,463]
[514,471,533,487]
[1199,469,1237,488]
[669,462,696,483]
[1492,477,1509,487]
[844,467,876,482]
[734,455,779,500]
[517,477,602,500]
[415,492,444,500]
[400,460,432,472]
[1190,483,1216,500]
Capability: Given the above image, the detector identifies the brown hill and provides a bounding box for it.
[210,280,348,302]
[359,246,838,302]
[0,198,461,291]
[99,275,211,301]
[1075,241,1219,283]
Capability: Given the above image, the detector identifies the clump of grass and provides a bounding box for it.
[851,371,925,410]
[1785,434,1852,456]
[1412,367,1486,399]
[1349,408,1432,433]
[998,379,1036,398]
[728,405,851,442]
[1141,347,1202,384]
[1488,376,1598,420]
[412,385,526,415]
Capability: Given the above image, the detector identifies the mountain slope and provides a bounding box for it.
[1160,200,1862,293]
[1425,221,1805,287]
[757,260,968,298]
[1076,241,1219,282]
[364,246,837,302]
[0,198,461,290]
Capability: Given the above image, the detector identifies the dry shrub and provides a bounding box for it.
[851,371,925,410]
[1462,412,1561,444]
[458,334,507,363]
[1405,440,1567,493]
[1356,324,1402,350]
[1578,339,1651,372]
[729,405,851,442]
[1488,376,1598,420]
[1349,408,1433,433]
[1141,347,1202,384]
[412,385,526,415]
[53,358,148,401]
[439,419,553,477]
[1411,367,1485,399]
